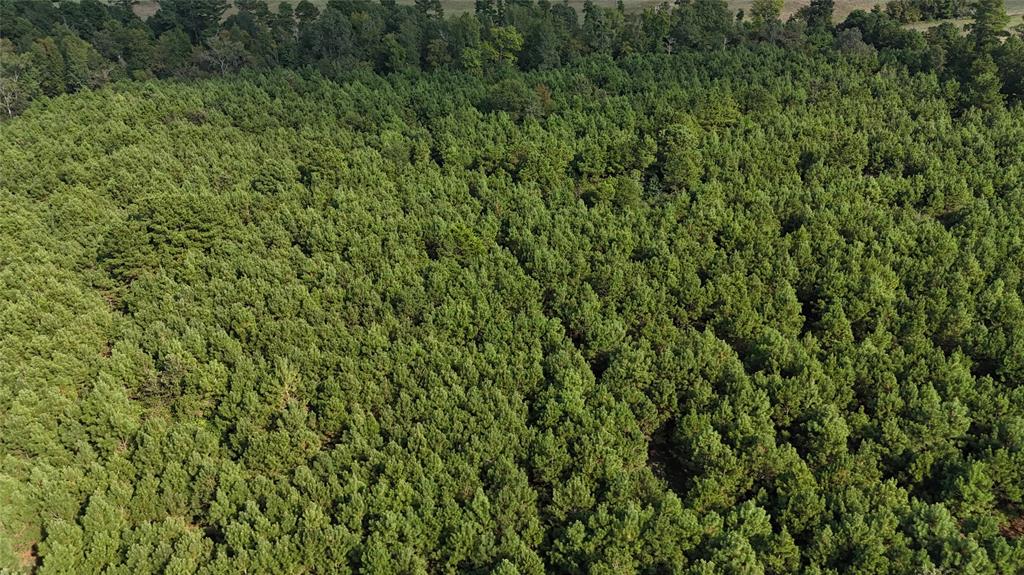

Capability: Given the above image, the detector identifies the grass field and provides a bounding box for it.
[131,0,1024,27]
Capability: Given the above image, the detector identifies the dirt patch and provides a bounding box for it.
[132,0,159,20]
[1001,514,1024,540]
[15,539,38,571]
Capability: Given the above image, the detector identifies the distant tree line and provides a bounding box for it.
[1,0,1023,117]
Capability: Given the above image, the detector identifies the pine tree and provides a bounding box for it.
[968,0,1009,51]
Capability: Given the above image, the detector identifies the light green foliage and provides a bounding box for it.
[487,25,525,65]
[750,0,785,24]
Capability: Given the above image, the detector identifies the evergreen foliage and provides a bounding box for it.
[1,1,1023,574]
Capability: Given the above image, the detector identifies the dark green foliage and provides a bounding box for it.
[2,0,1023,115]
[969,0,1011,51]
[151,0,230,44]
[672,0,736,50]
[795,0,835,32]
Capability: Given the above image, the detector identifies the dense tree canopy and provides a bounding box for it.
[1,1,1023,574]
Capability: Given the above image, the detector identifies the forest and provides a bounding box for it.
[1,0,1024,573]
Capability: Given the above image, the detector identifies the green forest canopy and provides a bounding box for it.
[1,1,1024,574]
